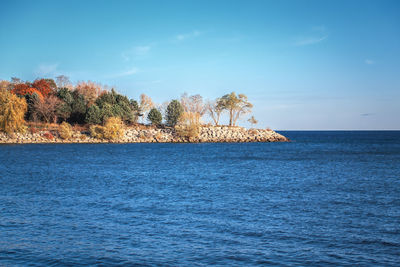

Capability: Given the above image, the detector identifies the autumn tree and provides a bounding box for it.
[0,89,28,133]
[139,94,154,122]
[217,92,253,126]
[0,80,11,91]
[166,100,183,127]
[206,99,223,126]
[75,81,104,106]
[32,79,54,97]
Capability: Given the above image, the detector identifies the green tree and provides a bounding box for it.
[217,92,253,126]
[70,91,87,124]
[85,104,102,124]
[147,108,162,125]
[166,99,183,127]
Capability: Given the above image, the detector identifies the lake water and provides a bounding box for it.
[1,131,399,266]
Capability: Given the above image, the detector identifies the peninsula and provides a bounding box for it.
[0,77,288,143]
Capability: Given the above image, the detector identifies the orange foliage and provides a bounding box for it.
[32,79,53,97]
[12,84,44,99]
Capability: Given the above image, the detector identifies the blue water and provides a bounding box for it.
[1,131,399,266]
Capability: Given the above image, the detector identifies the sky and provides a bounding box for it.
[1,0,399,130]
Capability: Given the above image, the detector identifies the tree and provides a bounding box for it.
[75,81,104,106]
[69,91,87,124]
[130,99,140,123]
[0,80,11,91]
[56,88,74,122]
[206,99,223,126]
[0,89,27,133]
[95,89,135,124]
[139,94,154,122]
[56,75,72,89]
[217,92,253,126]
[11,83,43,99]
[248,116,258,128]
[32,79,54,97]
[32,95,61,123]
[147,108,162,125]
[85,105,102,124]
[166,99,183,127]
[180,93,206,124]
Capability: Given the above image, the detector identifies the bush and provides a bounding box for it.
[103,117,124,140]
[89,117,124,140]
[0,89,27,133]
[90,125,105,139]
[147,108,162,125]
[43,132,54,140]
[58,122,73,140]
[175,111,200,141]
[166,99,183,127]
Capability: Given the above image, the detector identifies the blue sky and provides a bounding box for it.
[1,0,399,129]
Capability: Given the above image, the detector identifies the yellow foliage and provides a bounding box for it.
[103,117,124,140]
[89,125,105,139]
[89,117,124,140]
[58,122,73,140]
[0,89,27,133]
[175,111,200,141]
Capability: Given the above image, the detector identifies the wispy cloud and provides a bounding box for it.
[174,30,201,42]
[365,59,375,65]
[294,26,328,46]
[294,36,328,46]
[361,113,375,116]
[34,63,59,76]
[122,45,151,61]
[113,67,139,77]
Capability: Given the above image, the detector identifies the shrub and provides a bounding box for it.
[43,132,54,140]
[58,122,73,140]
[147,108,162,125]
[103,117,124,140]
[90,125,105,139]
[166,99,183,127]
[175,111,200,141]
[0,89,27,133]
[89,117,124,140]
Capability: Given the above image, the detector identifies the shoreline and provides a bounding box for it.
[0,126,289,144]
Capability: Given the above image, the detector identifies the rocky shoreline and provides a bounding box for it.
[0,126,288,144]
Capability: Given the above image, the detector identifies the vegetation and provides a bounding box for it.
[147,108,162,125]
[166,100,183,127]
[0,76,260,140]
[217,92,253,126]
[248,116,258,127]
[58,122,73,140]
[0,89,28,133]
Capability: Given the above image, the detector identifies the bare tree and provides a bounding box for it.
[33,95,61,123]
[180,93,206,124]
[56,75,72,89]
[206,99,223,126]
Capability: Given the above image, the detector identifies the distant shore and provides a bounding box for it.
[0,125,289,144]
